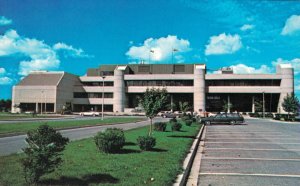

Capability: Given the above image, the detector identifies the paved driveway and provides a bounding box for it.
[0,117,168,156]
[199,118,300,186]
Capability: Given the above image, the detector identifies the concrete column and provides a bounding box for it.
[227,95,230,113]
[193,65,206,113]
[113,68,125,112]
[11,86,16,113]
[252,96,255,113]
[277,65,294,113]
[36,102,39,113]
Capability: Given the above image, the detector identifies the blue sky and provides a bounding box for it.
[0,0,300,99]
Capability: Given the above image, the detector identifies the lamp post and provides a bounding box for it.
[172,48,178,63]
[44,93,47,114]
[41,90,44,115]
[101,76,106,120]
[149,49,154,63]
[263,91,265,118]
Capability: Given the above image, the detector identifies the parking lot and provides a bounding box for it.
[198,118,300,186]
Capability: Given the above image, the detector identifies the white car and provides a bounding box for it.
[79,111,100,117]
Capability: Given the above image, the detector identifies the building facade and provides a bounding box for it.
[12,64,294,114]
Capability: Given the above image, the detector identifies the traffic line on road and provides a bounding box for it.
[205,138,299,140]
[206,135,290,138]
[205,142,300,144]
[202,157,300,161]
[206,132,282,134]
[199,172,300,178]
[204,147,300,151]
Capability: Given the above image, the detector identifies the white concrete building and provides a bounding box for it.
[12,64,294,114]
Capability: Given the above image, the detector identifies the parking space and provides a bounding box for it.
[198,118,300,186]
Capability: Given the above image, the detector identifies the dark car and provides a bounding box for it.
[201,113,244,125]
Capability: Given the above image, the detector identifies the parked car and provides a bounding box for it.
[174,111,184,118]
[201,113,244,125]
[157,111,169,117]
[79,111,100,116]
[161,112,176,118]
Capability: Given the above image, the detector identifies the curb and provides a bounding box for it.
[173,124,205,186]
[0,118,148,138]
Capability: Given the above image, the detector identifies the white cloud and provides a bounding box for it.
[230,64,272,74]
[240,24,254,31]
[126,35,191,62]
[0,29,89,76]
[0,16,12,26]
[0,68,5,74]
[272,58,300,74]
[53,42,91,58]
[281,15,300,35]
[205,33,242,55]
[0,77,12,85]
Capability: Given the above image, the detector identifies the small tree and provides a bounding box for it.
[139,88,168,136]
[167,102,176,112]
[179,101,190,113]
[282,93,300,119]
[222,100,232,113]
[254,97,263,113]
[21,125,69,184]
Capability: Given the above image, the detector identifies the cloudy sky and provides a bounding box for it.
[0,0,300,98]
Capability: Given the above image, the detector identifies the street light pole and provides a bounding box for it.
[41,90,44,115]
[172,48,178,63]
[45,93,47,114]
[263,91,265,118]
[101,76,106,120]
[149,49,154,63]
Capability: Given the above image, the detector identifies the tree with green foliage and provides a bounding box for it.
[167,102,176,112]
[0,99,11,112]
[254,98,263,112]
[139,88,168,136]
[21,125,69,184]
[282,93,300,119]
[179,101,190,113]
[222,100,233,113]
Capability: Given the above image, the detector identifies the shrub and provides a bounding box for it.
[21,125,69,184]
[171,122,182,131]
[94,128,125,153]
[137,136,156,151]
[169,118,177,123]
[154,122,167,132]
[184,119,193,126]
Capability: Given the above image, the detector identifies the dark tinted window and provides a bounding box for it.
[206,80,281,86]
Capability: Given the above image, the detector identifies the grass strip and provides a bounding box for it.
[0,123,201,186]
[0,117,146,135]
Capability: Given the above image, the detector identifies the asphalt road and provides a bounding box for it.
[198,118,300,186]
[0,117,168,156]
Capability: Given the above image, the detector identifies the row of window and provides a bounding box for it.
[82,82,114,86]
[125,80,194,86]
[79,80,281,87]
[206,80,281,86]
[74,92,113,98]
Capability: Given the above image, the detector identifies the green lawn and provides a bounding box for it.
[0,123,201,186]
[0,117,146,135]
[0,113,55,120]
